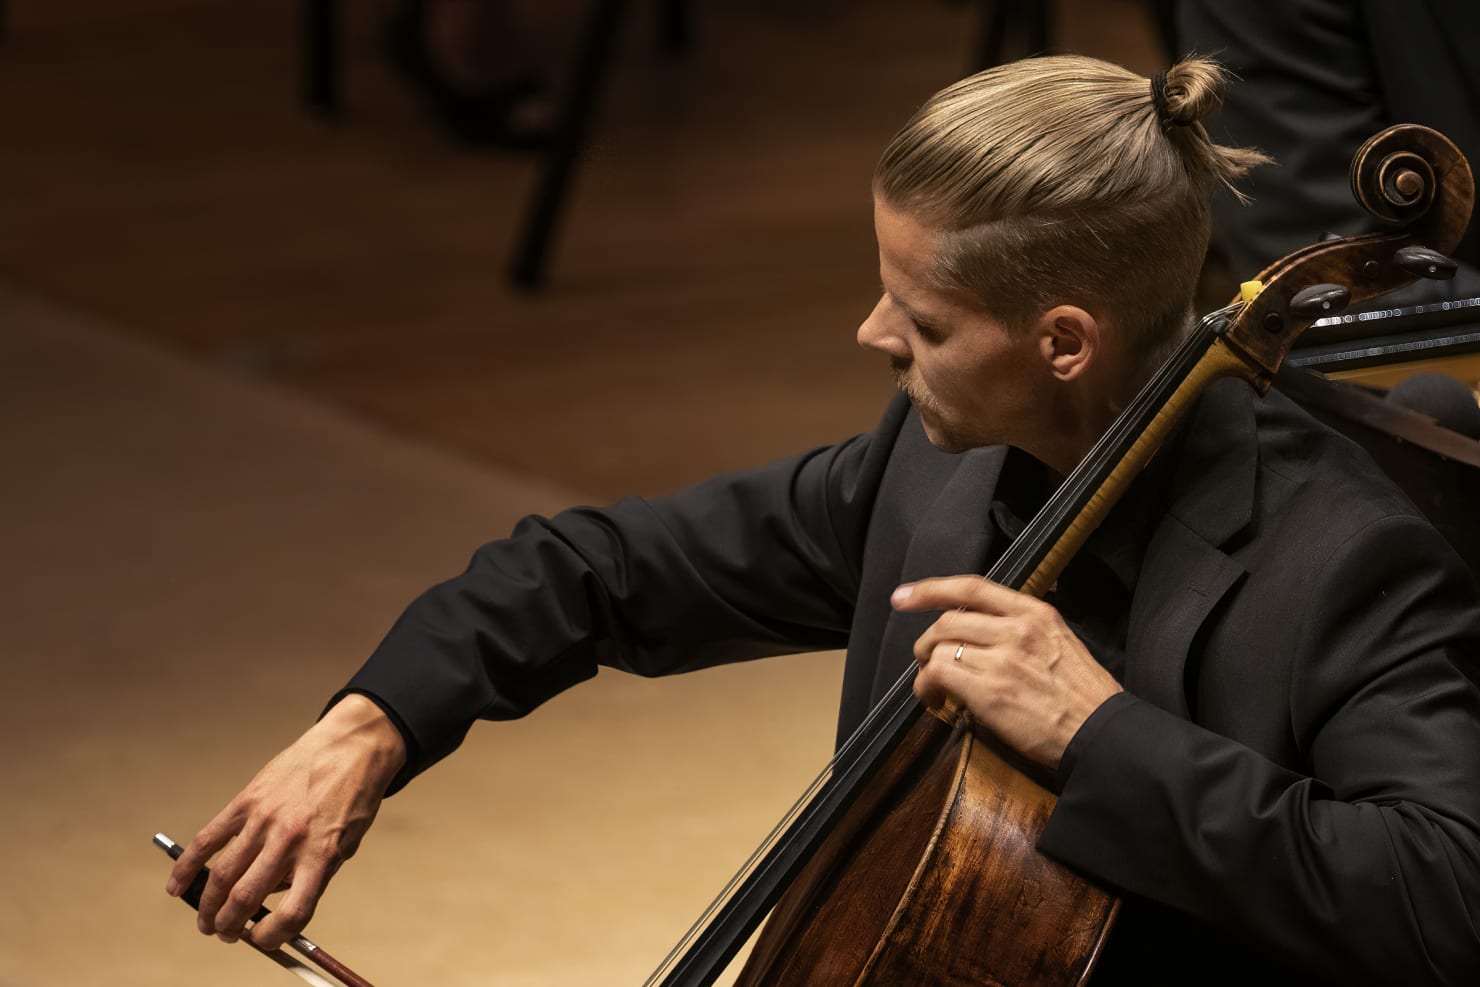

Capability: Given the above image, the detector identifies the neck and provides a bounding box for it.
[1031,358,1153,478]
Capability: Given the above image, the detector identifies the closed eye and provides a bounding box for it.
[912,319,944,344]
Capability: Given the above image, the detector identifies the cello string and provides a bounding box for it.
[644,663,925,982]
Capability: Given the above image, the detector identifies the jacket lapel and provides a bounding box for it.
[867,443,1009,701]
[1125,379,1260,717]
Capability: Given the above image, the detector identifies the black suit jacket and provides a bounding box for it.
[346,381,1480,984]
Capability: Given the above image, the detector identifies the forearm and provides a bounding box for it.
[341,413,898,790]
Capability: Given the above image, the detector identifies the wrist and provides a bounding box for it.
[1050,689,1119,768]
[321,693,407,784]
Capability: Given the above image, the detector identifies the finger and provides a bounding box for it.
[169,806,245,898]
[214,840,293,943]
[913,645,983,710]
[914,638,951,669]
[893,575,1037,616]
[923,639,977,670]
[249,852,339,950]
[911,609,1004,666]
[195,824,267,935]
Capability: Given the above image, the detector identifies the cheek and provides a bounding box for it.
[926,361,982,411]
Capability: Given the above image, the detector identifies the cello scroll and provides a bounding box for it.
[1220,124,1473,381]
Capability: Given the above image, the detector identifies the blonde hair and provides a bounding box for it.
[874,55,1269,365]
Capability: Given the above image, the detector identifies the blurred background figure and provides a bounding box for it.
[1178,0,1480,302]
[1387,373,1480,438]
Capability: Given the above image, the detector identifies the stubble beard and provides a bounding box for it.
[891,361,971,453]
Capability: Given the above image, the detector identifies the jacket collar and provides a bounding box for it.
[1163,377,1259,549]
[865,432,1010,702]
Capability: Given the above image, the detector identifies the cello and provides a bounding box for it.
[644,123,1475,986]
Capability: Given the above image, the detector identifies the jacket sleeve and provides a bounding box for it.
[1040,513,1480,985]
[336,396,909,791]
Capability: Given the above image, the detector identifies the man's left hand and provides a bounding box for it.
[892,576,1122,770]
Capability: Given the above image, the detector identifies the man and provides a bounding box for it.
[169,55,1480,984]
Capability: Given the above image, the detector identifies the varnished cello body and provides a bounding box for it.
[648,124,1474,987]
[739,715,1114,986]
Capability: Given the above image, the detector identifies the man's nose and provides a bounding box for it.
[857,297,911,361]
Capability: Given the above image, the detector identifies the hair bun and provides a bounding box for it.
[1159,57,1228,127]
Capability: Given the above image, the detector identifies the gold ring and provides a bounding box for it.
[953,643,966,662]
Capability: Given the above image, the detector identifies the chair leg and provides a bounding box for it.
[1028,0,1052,55]
[972,0,1013,72]
[301,0,340,117]
[657,0,690,55]
[972,0,1056,72]
[509,0,630,291]
[1148,0,1178,62]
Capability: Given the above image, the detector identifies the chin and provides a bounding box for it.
[919,418,973,454]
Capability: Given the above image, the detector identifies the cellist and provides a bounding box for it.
[167,55,1480,985]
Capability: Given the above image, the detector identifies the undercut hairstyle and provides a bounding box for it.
[874,54,1270,368]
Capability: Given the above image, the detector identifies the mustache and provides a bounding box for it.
[890,359,921,401]
[890,359,948,420]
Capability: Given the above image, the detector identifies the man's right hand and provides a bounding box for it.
[167,693,408,949]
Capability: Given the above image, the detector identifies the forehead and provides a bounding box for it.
[873,197,975,317]
[873,197,934,273]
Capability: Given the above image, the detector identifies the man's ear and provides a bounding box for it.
[1035,305,1100,381]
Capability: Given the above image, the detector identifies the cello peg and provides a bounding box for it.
[1393,245,1458,280]
[1287,283,1351,321]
